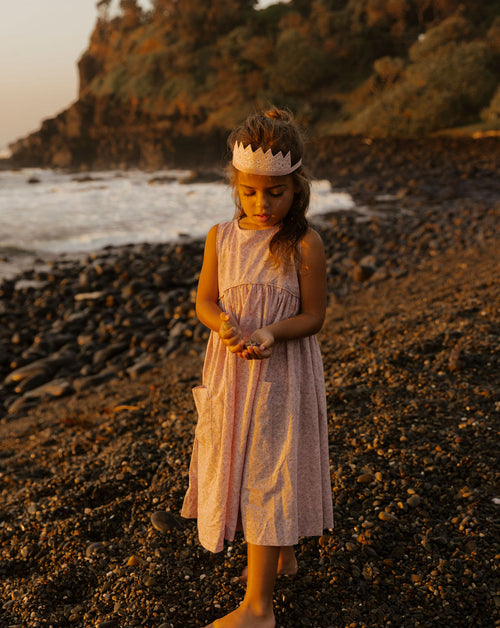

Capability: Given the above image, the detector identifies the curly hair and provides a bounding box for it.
[227,107,310,267]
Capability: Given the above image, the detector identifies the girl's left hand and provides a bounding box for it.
[219,312,244,353]
[239,328,275,360]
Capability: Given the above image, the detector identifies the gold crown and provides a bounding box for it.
[232,141,302,176]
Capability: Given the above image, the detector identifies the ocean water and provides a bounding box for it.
[0,168,355,278]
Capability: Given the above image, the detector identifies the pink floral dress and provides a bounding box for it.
[181,220,333,552]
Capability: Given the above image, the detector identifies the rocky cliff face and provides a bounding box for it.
[8,0,500,170]
[9,99,228,170]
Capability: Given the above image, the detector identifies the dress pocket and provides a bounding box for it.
[245,381,273,467]
[192,385,212,447]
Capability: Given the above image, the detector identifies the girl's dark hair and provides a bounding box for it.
[227,107,310,266]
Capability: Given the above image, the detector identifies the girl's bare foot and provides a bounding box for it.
[207,544,278,627]
[204,601,275,627]
[239,546,297,583]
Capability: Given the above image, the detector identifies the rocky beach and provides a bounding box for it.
[1,136,499,627]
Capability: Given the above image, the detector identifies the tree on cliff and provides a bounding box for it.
[153,0,256,43]
[344,14,500,136]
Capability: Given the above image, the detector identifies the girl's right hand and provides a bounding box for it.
[219,312,244,353]
[241,327,275,360]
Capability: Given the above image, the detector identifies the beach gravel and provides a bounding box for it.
[0,137,499,627]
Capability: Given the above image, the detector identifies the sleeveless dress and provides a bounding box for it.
[181,220,333,552]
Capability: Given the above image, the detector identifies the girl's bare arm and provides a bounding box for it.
[195,225,244,352]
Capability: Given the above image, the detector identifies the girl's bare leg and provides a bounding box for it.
[205,544,278,628]
[239,545,297,583]
[277,546,298,576]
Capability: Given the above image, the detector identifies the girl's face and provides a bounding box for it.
[236,171,297,230]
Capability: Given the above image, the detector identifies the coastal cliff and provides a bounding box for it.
[8,0,500,170]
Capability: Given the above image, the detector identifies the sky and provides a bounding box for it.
[0,0,276,154]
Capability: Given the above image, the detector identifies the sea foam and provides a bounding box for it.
[0,168,355,257]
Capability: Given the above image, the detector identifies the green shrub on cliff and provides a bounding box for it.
[265,28,333,95]
[93,66,129,97]
[85,1,500,137]
[408,15,474,62]
[346,15,500,137]
[485,15,500,54]
[373,55,405,84]
[482,85,500,123]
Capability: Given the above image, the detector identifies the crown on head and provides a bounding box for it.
[232,141,302,176]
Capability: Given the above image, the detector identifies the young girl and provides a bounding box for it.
[181,108,333,628]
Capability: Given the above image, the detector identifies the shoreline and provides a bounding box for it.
[1,190,498,419]
[0,167,354,282]
[2,129,499,284]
